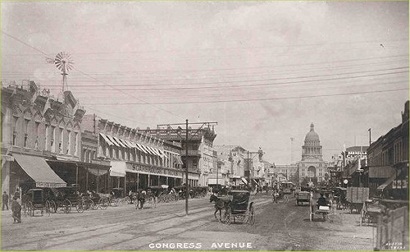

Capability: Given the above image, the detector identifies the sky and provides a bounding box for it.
[2,1,409,164]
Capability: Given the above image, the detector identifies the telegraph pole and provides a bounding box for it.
[185,119,189,216]
[157,120,217,216]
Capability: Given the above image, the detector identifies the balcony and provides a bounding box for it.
[181,149,201,157]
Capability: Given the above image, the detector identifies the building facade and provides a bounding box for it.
[273,123,329,187]
[81,115,185,195]
[1,81,84,195]
[139,124,217,187]
[366,101,408,200]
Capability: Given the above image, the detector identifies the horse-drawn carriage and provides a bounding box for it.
[295,187,311,206]
[210,190,255,225]
[23,188,53,216]
[360,199,385,225]
[309,192,332,221]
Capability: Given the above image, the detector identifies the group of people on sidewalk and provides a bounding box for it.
[2,191,22,223]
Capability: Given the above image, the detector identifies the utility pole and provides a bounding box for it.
[157,121,217,216]
[290,137,294,163]
[368,128,372,146]
[185,119,188,216]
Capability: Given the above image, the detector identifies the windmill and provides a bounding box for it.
[48,52,74,93]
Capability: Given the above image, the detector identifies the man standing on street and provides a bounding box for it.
[11,196,21,223]
[2,191,9,210]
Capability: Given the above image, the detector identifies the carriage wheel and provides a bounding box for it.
[91,200,98,210]
[247,205,255,225]
[99,198,109,210]
[27,202,34,217]
[49,200,57,213]
[64,199,72,214]
[111,198,119,207]
[45,201,52,216]
[76,200,85,213]
[224,207,232,225]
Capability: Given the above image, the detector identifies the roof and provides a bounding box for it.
[346,146,369,153]
[304,123,320,144]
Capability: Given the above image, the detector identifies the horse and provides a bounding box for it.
[210,194,229,222]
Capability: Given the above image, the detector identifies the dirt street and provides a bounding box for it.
[1,194,374,250]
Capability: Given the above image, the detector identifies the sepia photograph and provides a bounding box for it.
[1,1,409,251]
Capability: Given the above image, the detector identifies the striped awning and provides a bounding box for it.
[100,133,114,146]
[105,135,120,147]
[136,143,149,154]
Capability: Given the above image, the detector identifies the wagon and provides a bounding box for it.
[224,190,255,225]
[54,187,85,213]
[309,192,332,221]
[24,189,53,216]
[360,199,384,225]
[346,187,369,213]
[295,190,311,206]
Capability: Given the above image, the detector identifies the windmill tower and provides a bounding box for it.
[53,52,73,93]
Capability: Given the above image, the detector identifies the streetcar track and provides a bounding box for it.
[2,203,212,250]
[3,197,272,250]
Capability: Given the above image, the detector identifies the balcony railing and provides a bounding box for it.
[181,149,201,157]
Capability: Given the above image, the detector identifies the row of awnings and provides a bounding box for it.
[100,133,166,159]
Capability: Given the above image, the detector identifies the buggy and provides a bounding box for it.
[53,187,85,213]
[295,187,311,206]
[360,199,384,226]
[23,189,53,216]
[224,190,255,225]
[309,192,332,221]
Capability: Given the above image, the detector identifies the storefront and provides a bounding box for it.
[110,160,184,195]
[10,153,67,195]
[47,159,111,193]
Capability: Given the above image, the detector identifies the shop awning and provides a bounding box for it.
[112,136,127,148]
[117,138,132,148]
[157,149,168,159]
[377,170,402,191]
[241,177,248,185]
[142,145,154,155]
[100,133,114,146]
[136,143,149,154]
[13,154,66,188]
[106,135,120,147]
[147,146,161,157]
[110,161,126,177]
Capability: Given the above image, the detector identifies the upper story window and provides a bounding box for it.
[35,122,40,149]
[51,126,56,152]
[59,128,64,154]
[67,130,71,154]
[74,132,79,156]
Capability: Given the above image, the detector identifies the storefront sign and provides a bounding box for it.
[130,164,182,177]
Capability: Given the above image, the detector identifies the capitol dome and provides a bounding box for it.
[304,123,320,145]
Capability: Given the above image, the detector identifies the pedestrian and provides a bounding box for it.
[11,196,21,223]
[14,188,20,200]
[2,191,9,211]
[129,190,134,204]
[137,190,146,209]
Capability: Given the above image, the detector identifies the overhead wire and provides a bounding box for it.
[1,30,185,122]
[38,66,409,91]
[83,87,408,105]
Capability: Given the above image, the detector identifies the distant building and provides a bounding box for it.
[138,124,217,187]
[273,123,330,187]
[81,115,184,195]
